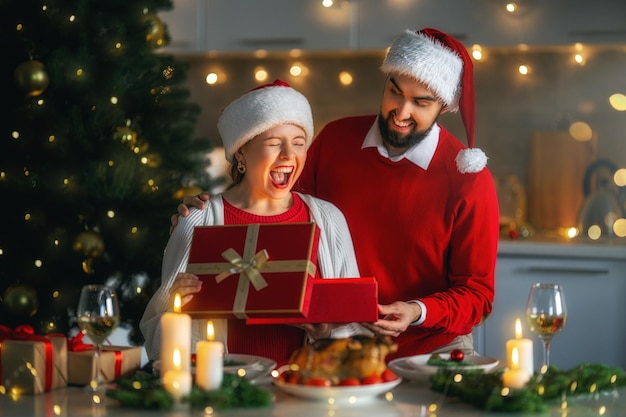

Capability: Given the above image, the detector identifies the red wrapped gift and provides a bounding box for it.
[184,222,320,319]
[246,277,379,325]
[0,325,68,394]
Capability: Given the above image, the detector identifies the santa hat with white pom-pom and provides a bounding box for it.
[380,28,487,173]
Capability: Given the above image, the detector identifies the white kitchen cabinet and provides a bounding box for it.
[475,249,626,371]
[159,0,353,53]
[159,0,626,54]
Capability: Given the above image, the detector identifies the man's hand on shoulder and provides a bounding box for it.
[169,192,211,234]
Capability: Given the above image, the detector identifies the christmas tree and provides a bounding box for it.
[0,0,217,344]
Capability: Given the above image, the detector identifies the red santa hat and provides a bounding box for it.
[380,28,487,173]
[218,79,314,163]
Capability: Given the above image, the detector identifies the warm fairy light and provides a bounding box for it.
[24,213,31,221]
[615,169,626,187]
[254,49,268,58]
[587,225,602,240]
[53,290,60,298]
[12,131,19,139]
[37,99,44,106]
[76,68,83,76]
[49,135,55,143]
[133,146,140,153]
[338,71,353,85]
[289,64,303,77]
[173,293,182,312]
[148,179,155,186]
[566,227,578,238]
[63,178,69,185]
[505,2,517,13]
[35,259,42,267]
[569,121,593,141]
[69,15,76,22]
[205,72,218,85]
[110,96,118,104]
[108,160,114,166]
[471,45,483,61]
[609,93,626,111]
[107,210,115,218]
[254,67,268,82]
[141,156,148,164]
[131,226,138,234]
[115,42,122,49]
[613,219,626,238]
[322,0,333,7]
[518,65,529,75]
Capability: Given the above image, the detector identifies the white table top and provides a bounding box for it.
[1,378,624,417]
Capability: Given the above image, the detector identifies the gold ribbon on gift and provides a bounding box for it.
[186,224,316,319]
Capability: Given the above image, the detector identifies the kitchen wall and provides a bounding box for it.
[177,44,626,232]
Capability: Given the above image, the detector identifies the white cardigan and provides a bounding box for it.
[140,193,369,360]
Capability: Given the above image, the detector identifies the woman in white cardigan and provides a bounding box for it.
[140,80,368,365]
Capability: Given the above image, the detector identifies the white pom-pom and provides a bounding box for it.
[456,148,487,173]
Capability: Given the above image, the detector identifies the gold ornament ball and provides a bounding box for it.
[143,13,165,46]
[2,284,39,317]
[73,230,105,258]
[14,60,50,96]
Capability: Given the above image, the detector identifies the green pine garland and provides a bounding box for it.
[429,363,626,413]
[106,372,272,411]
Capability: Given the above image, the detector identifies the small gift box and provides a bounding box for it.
[0,325,68,394]
[184,222,320,319]
[67,334,142,385]
[246,277,379,324]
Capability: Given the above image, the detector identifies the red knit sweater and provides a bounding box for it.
[297,115,499,360]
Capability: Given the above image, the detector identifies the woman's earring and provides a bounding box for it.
[237,161,246,174]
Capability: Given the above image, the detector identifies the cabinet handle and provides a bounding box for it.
[525,267,610,275]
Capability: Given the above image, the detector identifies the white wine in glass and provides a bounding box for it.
[77,285,120,391]
[525,283,567,370]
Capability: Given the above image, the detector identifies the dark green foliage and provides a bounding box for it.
[106,372,272,411]
[0,0,217,343]
[429,363,626,413]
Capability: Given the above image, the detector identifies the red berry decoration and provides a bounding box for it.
[450,349,464,362]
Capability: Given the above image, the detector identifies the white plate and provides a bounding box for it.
[389,353,499,380]
[153,353,276,381]
[273,378,402,403]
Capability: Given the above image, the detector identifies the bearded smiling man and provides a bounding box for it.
[174,28,500,361]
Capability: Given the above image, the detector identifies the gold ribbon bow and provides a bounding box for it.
[215,247,269,291]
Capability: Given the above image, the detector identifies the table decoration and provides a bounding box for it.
[506,317,534,376]
[429,362,626,412]
[195,321,224,390]
[159,293,191,376]
[105,371,272,411]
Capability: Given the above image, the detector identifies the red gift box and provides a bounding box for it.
[184,222,320,319]
[246,277,379,325]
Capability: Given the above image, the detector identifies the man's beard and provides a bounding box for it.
[377,112,433,150]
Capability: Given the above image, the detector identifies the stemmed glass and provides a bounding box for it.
[77,284,120,391]
[525,283,567,371]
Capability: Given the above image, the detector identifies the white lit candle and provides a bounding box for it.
[502,347,531,389]
[506,318,534,377]
[195,321,224,391]
[159,293,192,376]
[162,348,192,401]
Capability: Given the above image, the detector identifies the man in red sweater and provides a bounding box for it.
[175,28,499,361]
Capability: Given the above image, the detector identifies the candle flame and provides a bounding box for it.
[512,346,519,368]
[173,293,182,313]
[173,348,181,369]
[207,321,215,341]
[515,318,523,339]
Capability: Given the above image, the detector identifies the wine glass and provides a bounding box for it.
[525,283,567,370]
[77,284,121,391]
